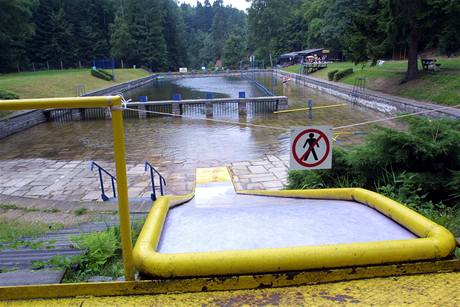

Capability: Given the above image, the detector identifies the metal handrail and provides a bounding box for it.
[90,161,117,201]
[240,73,274,96]
[351,77,366,104]
[144,161,166,201]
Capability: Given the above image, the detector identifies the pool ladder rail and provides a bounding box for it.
[144,161,166,201]
[90,161,117,201]
[90,160,166,201]
[351,77,366,104]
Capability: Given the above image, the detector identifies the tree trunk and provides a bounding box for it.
[406,29,419,81]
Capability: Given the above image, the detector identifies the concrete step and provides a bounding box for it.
[0,269,65,286]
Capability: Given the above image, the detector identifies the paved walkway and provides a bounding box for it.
[230,154,289,191]
[0,159,195,202]
[0,155,290,205]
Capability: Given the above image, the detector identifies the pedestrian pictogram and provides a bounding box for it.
[290,126,333,170]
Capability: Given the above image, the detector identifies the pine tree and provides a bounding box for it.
[210,8,227,60]
[223,30,247,68]
[0,0,35,71]
[128,0,167,70]
[110,14,134,63]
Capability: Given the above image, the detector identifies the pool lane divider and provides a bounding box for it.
[132,167,457,278]
[273,103,348,114]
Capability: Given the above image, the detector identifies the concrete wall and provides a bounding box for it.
[0,110,47,139]
[84,74,157,96]
[274,69,460,119]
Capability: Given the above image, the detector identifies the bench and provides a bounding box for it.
[421,58,441,71]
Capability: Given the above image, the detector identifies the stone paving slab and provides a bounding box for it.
[0,154,289,204]
[0,159,193,202]
[229,154,289,191]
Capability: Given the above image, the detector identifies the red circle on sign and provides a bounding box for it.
[292,128,330,167]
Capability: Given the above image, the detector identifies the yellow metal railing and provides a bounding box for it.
[0,96,134,281]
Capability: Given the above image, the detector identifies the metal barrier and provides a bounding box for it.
[90,161,117,201]
[351,77,366,104]
[241,73,274,96]
[0,96,135,280]
[145,161,166,201]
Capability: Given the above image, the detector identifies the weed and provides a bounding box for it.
[0,219,63,244]
[74,208,88,216]
[43,208,60,213]
[0,204,18,210]
[31,260,48,270]
[0,204,60,213]
[52,218,146,282]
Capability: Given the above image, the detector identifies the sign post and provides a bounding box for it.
[290,126,333,170]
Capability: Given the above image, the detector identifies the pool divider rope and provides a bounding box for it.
[122,102,460,140]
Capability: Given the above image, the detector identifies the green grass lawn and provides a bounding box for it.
[0,68,150,99]
[283,57,460,106]
[0,68,150,118]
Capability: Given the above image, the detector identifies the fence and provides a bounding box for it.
[8,59,145,73]
[39,96,288,123]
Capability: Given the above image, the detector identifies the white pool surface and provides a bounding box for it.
[157,183,417,254]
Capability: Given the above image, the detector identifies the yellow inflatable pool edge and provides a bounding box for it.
[133,186,457,278]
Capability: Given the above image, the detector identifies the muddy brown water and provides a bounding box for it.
[0,75,402,168]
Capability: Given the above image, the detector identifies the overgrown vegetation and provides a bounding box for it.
[74,207,89,216]
[0,219,63,245]
[46,219,145,282]
[287,117,460,236]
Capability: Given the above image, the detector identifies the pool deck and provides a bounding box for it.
[0,154,289,205]
[4,271,458,306]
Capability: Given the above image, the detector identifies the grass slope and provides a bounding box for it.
[0,68,150,118]
[283,57,460,106]
[0,68,150,99]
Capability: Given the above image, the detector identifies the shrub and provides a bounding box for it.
[287,117,460,235]
[333,68,353,81]
[49,218,146,282]
[0,89,19,100]
[327,69,339,81]
[288,117,460,207]
[91,68,113,81]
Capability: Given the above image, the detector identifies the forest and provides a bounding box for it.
[1,0,460,79]
[0,0,246,72]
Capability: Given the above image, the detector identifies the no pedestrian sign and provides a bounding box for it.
[290,126,333,170]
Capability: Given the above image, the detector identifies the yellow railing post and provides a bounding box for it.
[0,96,135,281]
[110,98,135,281]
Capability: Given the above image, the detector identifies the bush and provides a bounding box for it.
[287,117,460,235]
[333,68,353,81]
[91,68,113,81]
[288,117,460,206]
[327,69,339,81]
[0,89,19,100]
